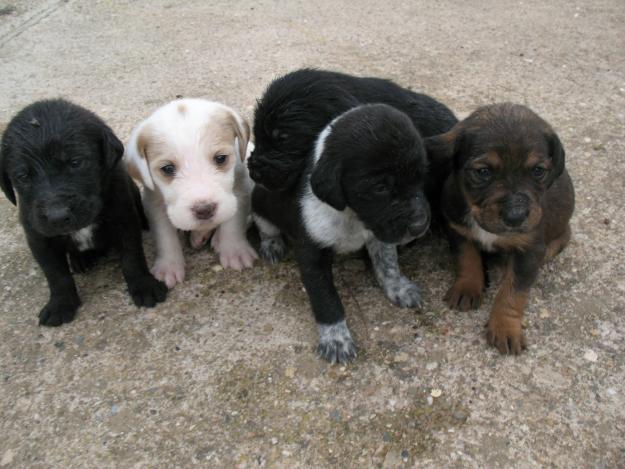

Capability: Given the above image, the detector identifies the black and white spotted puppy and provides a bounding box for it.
[252,104,431,363]
[0,99,167,326]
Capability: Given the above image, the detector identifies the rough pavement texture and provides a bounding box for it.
[1,0,624,467]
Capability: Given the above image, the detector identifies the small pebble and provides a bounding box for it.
[583,349,598,362]
[539,308,551,319]
[426,362,438,371]
[211,265,223,272]
[284,367,295,378]
[394,352,409,363]
[270,437,278,445]
[426,396,433,405]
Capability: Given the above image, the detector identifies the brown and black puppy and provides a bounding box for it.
[426,103,574,354]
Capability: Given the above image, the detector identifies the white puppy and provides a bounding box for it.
[125,98,257,288]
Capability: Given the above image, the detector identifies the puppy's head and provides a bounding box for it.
[311,104,430,244]
[425,103,565,234]
[0,99,123,236]
[125,99,250,231]
[248,69,358,191]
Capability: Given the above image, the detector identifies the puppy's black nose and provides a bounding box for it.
[192,203,216,220]
[408,212,430,237]
[45,205,71,227]
[502,193,530,227]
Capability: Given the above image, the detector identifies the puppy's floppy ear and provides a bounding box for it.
[101,125,124,172]
[424,123,466,172]
[0,141,16,205]
[228,111,250,162]
[546,131,565,183]
[310,149,346,211]
[124,124,155,190]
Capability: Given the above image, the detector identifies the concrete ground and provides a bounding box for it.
[1,0,624,467]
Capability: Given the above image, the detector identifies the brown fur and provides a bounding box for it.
[486,260,528,354]
[426,103,575,354]
[444,239,485,311]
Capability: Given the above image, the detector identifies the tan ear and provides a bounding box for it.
[229,112,250,161]
[124,123,155,190]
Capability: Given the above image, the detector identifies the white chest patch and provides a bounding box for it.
[70,224,96,251]
[468,218,499,252]
[300,111,373,254]
[300,182,372,253]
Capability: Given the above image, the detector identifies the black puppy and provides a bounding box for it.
[253,104,440,363]
[248,68,457,192]
[0,99,167,326]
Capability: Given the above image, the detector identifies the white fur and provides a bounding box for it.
[125,99,257,287]
[70,225,96,251]
[468,216,500,252]
[300,117,373,254]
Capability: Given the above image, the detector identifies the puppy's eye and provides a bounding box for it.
[214,154,228,166]
[160,164,176,176]
[532,165,548,180]
[473,167,492,181]
[372,184,390,195]
[69,158,82,169]
[271,129,288,141]
[14,171,29,183]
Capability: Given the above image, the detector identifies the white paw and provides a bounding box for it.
[211,234,258,270]
[384,277,423,309]
[317,320,357,364]
[151,257,185,289]
[190,229,213,250]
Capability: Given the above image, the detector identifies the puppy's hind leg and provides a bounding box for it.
[254,213,287,264]
[366,237,423,309]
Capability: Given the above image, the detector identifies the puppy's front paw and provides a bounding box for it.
[259,236,287,264]
[127,274,168,308]
[212,234,258,270]
[486,314,526,355]
[316,320,357,364]
[151,258,185,289]
[445,280,483,311]
[384,278,423,309]
[189,229,213,250]
[69,250,100,274]
[39,297,81,327]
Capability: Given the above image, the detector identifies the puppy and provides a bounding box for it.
[124,99,257,288]
[253,104,441,363]
[425,103,575,354]
[0,99,168,326]
[248,68,458,193]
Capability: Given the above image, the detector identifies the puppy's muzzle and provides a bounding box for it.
[407,200,431,238]
[43,204,72,229]
[501,193,530,228]
[191,202,217,221]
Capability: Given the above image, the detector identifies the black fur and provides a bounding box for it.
[248,68,458,192]
[253,102,455,363]
[0,99,167,326]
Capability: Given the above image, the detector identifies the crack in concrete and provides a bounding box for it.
[0,0,67,48]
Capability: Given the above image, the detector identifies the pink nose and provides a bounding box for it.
[191,203,216,220]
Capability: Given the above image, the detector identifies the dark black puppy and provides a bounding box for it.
[0,99,167,326]
[248,68,457,192]
[253,104,437,363]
